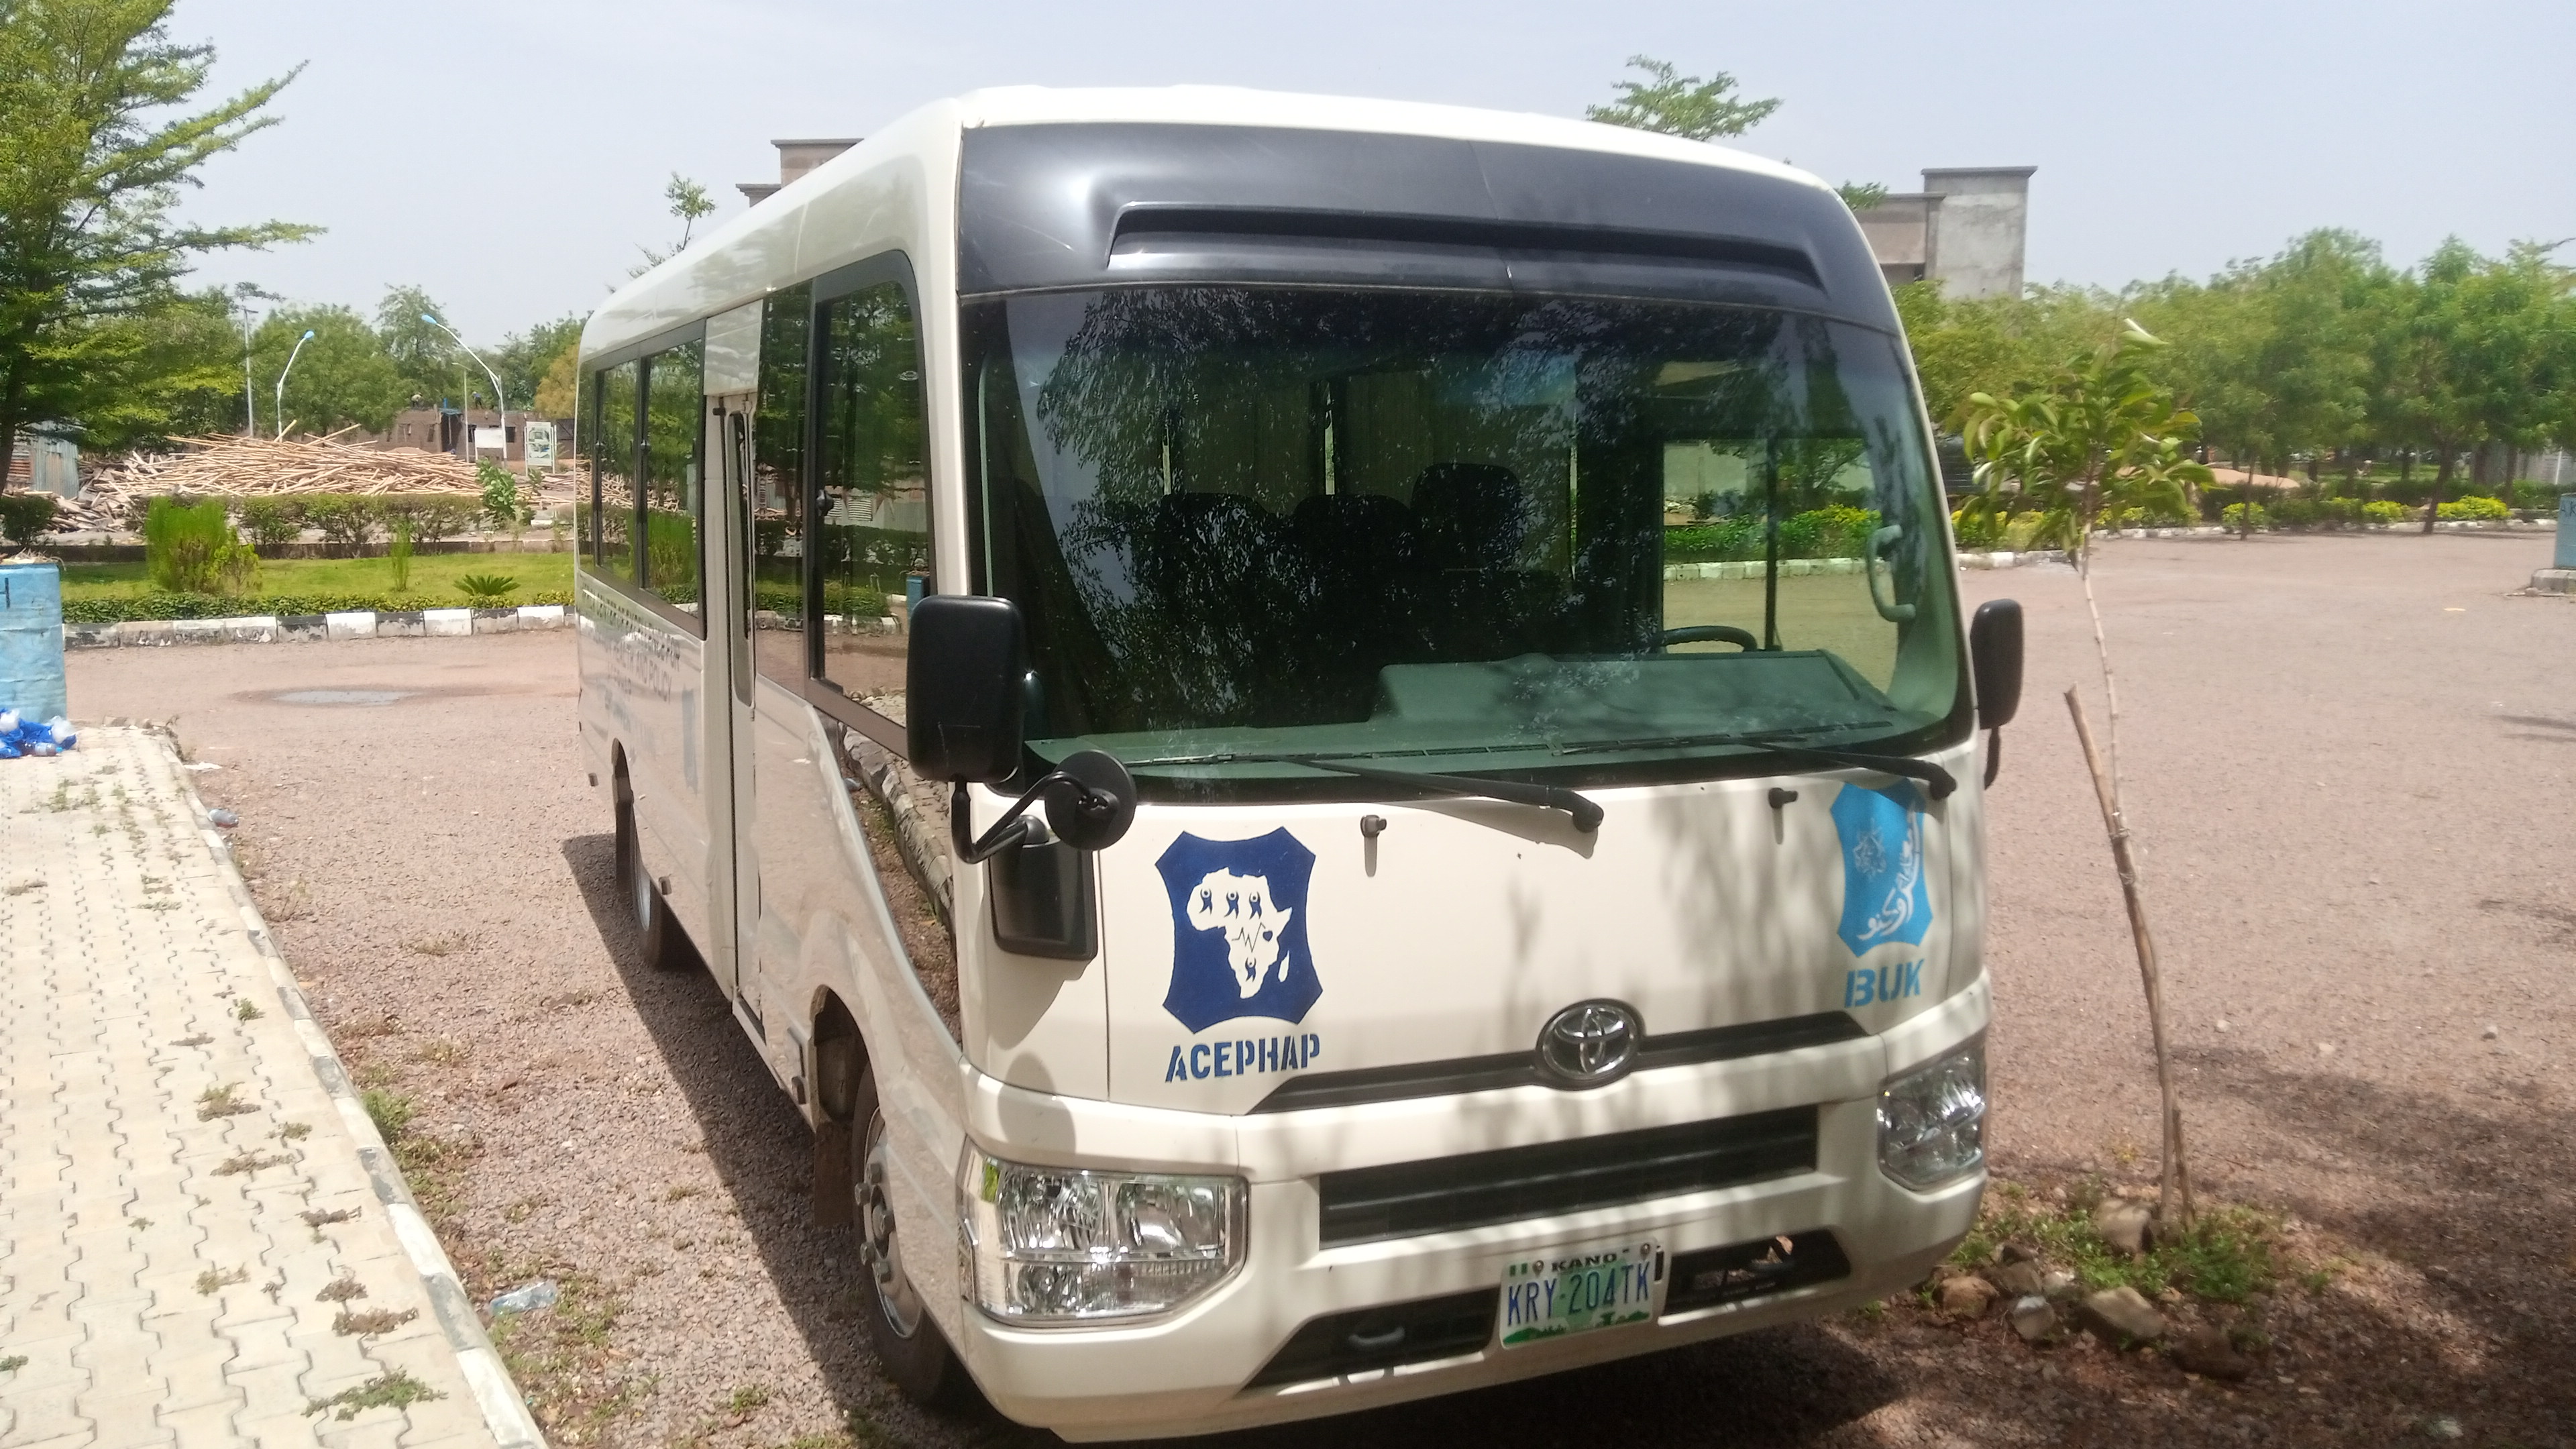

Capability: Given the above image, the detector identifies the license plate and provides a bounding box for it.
[1497,1240,1662,1348]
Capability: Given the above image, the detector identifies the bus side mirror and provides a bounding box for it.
[908,594,1025,784]
[1970,598,2023,730]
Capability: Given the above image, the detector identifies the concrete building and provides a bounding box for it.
[738,139,863,207]
[384,407,566,465]
[1853,167,2036,299]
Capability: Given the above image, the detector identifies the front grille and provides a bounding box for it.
[1252,1012,1865,1113]
[1315,1106,1817,1247]
[1663,1230,1851,1313]
[1246,1289,1495,1389]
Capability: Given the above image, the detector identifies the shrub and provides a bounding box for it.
[123,491,200,533]
[2272,498,2318,527]
[303,495,383,550]
[2436,495,2509,521]
[380,494,476,543]
[455,574,519,604]
[144,498,258,594]
[1951,506,2004,550]
[235,498,303,549]
[0,492,61,545]
[476,460,531,532]
[60,589,574,623]
[2362,500,2406,526]
[2220,502,2271,530]
[2107,502,2192,529]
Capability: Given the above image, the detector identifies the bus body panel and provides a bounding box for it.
[577,582,712,951]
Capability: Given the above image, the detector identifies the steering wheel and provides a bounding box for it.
[1660,625,1760,651]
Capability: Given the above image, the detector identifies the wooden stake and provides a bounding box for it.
[2065,686,2193,1230]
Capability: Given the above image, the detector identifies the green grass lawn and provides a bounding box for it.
[63,551,578,604]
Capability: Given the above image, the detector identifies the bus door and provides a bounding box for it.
[703,301,764,1026]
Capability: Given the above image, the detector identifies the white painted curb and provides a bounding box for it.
[66,603,571,649]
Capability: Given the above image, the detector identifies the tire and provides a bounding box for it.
[613,785,682,970]
[851,1065,971,1407]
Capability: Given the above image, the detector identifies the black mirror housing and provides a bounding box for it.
[907,595,1026,783]
[1970,598,2023,730]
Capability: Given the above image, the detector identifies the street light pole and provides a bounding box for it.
[421,313,508,460]
[272,329,317,439]
[239,306,257,438]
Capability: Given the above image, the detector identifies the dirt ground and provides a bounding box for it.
[63,529,2576,1448]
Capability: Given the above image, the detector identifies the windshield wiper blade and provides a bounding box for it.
[1549,729,1953,800]
[1098,748,1606,831]
[1297,759,1605,833]
[1752,744,1956,800]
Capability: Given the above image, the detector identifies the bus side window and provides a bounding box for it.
[640,340,706,627]
[592,361,639,582]
[752,282,811,685]
[812,280,930,732]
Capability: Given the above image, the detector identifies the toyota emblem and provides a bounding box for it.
[1536,1000,1640,1087]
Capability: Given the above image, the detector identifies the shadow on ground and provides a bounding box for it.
[561,833,1909,1448]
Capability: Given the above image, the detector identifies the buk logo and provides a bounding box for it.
[1157,829,1322,1033]
[1832,782,1933,955]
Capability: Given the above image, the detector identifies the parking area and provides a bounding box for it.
[58,529,2576,1447]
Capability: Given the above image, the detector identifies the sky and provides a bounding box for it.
[167,0,2576,348]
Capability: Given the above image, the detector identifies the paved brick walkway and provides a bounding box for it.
[0,727,540,1449]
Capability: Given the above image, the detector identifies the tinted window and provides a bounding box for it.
[592,362,638,582]
[641,341,704,610]
[813,281,930,724]
[753,284,811,682]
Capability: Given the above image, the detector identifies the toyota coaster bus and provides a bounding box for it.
[573,85,2024,1440]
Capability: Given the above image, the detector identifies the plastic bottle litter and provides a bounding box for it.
[0,708,74,758]
[488,1280,559,1316]
[207,808,239,828]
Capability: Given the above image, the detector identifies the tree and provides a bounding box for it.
[1586,56,1887,213]
[632,173,718,275]
[252,305,402,435]
[494,313,582,415]
[374,284,455,401]
[1893,280,2118,429]
[1962,323,2212,1232]
[1586,55,1780,140]
[0,0,313,489]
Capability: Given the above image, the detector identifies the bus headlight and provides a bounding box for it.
[1877,1037,1986,1191]
[957,1148,1246,1324]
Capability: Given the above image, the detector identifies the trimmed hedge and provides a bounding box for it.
[62,590,574,624]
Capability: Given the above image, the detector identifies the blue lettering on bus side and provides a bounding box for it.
[1163,1032,1321,1086]
[1843,959,1925,1008]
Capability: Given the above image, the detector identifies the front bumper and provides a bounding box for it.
[951,978,1989,1439]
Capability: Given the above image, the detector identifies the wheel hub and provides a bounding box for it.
[858,1118,924,1338]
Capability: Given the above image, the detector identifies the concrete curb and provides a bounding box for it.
[145,722,551,1449]
[64,603,567,649]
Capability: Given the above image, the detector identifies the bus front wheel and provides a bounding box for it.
[851,1065,971,1407]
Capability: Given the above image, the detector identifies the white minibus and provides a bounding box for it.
[573,85,2023,1440]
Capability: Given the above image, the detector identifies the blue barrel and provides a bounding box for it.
[2558,494,2574,570]
[0,561,67,724]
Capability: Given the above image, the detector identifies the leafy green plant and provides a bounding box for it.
[60,589,574,623]
[478,459,532,531]
[144,498,258,594]
[456,574,519,605]
[386,513,413,592]
[303,495,382,551]
[360,1087,415,1142]
[384,494,474,543]
[2220,501,2271,529]
[0,491,60,544]
[235,497,303,550]
[1950,506,2006,549]
[2362,500,2406,525]
[2436,494,2509,521]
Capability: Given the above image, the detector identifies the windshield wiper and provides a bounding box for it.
[1297,759,1604,833]
[1112,749,1605,832]
[1553,730,1955,800]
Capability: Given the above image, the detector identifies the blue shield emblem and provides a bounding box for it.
[1831,782,1933,955]
[1156,829,1322,1032]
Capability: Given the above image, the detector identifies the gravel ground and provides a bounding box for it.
[63,529,2576,1448]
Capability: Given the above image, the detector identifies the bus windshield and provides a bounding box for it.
[964,286,1964,793]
